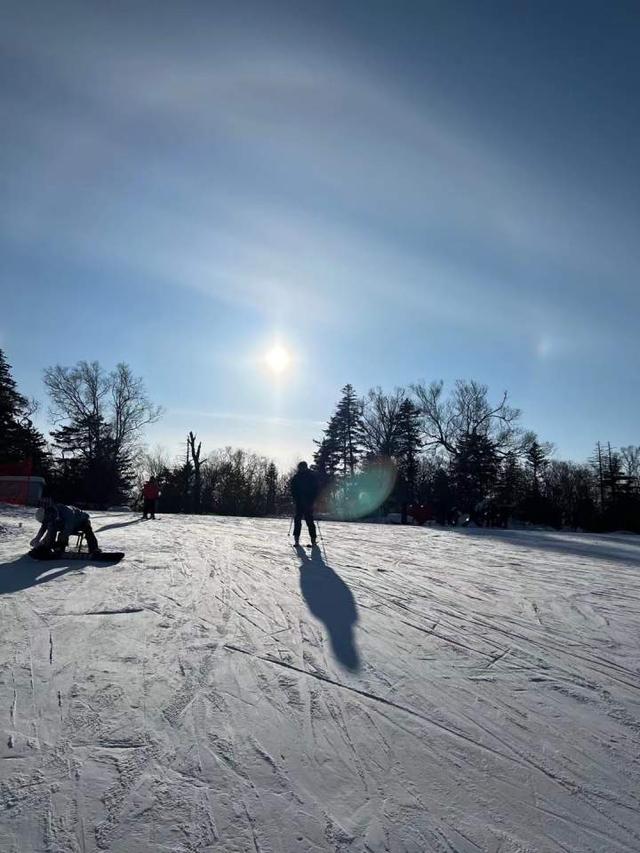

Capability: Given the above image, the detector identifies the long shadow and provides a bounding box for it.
[95,517,143,534]
[449,526,640,567]
[0,554,119,596]
[296,545,360,672]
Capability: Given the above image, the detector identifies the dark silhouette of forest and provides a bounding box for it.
[1,350,638,532]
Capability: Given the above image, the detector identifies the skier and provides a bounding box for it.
[142,477,160,519]
[30,502,101,556]
[290,461,319,546]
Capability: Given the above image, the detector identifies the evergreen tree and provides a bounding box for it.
[154,464,187,513]
[313,427,341,482]
[451,432,499,516]
[526,439,551,493]
[313,384,364,480]
[497,451,524,507]
[0,349,28,459]
[432,467,455,524]
[334,384,364,474]
[394,398,422,519]
[50,414,131,506]
[0,349,50,475]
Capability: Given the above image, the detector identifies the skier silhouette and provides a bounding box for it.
[290,461,318,546]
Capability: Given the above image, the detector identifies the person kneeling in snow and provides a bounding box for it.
[31,503,101,556]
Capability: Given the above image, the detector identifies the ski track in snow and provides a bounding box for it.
[1,505,640,852]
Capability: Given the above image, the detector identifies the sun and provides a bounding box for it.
[264,344,291,374]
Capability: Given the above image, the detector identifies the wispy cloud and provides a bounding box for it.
[3,4,637,354]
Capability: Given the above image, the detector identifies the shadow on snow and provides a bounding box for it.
[295,544,360,672]
[449,526,640,567]
[94,517,144,534]
[0,553,120,596]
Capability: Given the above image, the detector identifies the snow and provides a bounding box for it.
[1,504,640,853]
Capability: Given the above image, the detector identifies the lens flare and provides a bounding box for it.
[321,457,398,520]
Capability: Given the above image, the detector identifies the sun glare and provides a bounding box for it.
[264,344,291,374]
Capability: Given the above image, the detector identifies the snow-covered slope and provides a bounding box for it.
[1,505,639,852]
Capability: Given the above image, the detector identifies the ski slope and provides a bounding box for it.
[1,504,640,852]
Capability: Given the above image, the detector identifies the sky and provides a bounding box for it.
[1,1,639,468]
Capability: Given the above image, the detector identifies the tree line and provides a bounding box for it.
[313,382,640,533]
[1,348,639,530]
[0,349,289,516]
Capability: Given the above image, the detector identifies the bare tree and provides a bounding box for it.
[202,446,281,516]
[110,363,163,456]
[360,387,407,458]
[620,446,640,481]
[188,431,203,513]
[43,360,162,504]
[44,360,161,458]
[133,445,171,494]
[144,445,171,479]
[44,361,107,425]
[411,379,523,459]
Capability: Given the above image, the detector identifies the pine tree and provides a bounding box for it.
[0,349,28,458]
[526,439,550,493]
[497,451,523,506]
[50,414,131,506]
[395,398,422,518]
[313,385,363,481]
[334,384,363,475]
[0,349,50,474]
[432,467,454,524]
[451,432,499,515]
[313,432,338,481]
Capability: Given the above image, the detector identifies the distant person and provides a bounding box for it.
[30,502,101,556]
[290,461,318,546]
[142,477,160,519]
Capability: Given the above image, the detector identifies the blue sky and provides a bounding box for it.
[2,1,639,467]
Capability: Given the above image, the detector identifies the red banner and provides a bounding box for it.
[0,459,33,477]
[0,459,34,505]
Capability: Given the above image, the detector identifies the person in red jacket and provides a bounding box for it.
[142,477,161,519]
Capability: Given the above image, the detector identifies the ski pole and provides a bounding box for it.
[316,520,327,560]
[288,516,293,537]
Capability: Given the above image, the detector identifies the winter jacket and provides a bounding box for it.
[143,482,160,500]
[53,504,90,536]
[290,469,318,509]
